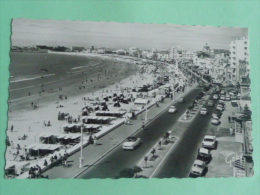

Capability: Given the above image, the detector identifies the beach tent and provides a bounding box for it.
[113,102,121,107]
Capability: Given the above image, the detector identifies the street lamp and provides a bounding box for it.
[79,124,84,168]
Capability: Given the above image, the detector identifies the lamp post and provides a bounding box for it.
[79,124,84,168]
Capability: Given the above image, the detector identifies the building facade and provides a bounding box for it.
[229,37,249,81]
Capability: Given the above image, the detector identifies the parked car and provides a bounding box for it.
[225,95,231,101]
[211,116,220,125]
[220,95,226,101]
[231,100,239,107]
[122,137,141,150]
[200,108,208,115]
[212,113,220,119]
[218,100,226,108]
[216,104,224,112]
[168,106,177,113]
[231,95,238,100]
[202,135,217,149]
[190,159,207,177]
[220,90,226,95]
[213,94,219,100]
[207,100,214,107]
[198,148,211,160]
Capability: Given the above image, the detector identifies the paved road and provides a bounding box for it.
[78,88,204,179]
[154,92,220,178]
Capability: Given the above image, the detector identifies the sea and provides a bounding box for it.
[10,52,104,83]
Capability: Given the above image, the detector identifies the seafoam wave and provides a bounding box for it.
[10,74,55,83]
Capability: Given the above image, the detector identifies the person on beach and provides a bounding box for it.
[10,125,14,132]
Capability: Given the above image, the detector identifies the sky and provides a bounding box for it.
[11,18,248,52]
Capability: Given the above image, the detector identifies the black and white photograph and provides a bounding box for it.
[5,19,253,179]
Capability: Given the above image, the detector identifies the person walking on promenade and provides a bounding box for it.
[229,127,234,136]
[93,136,97,146]
[142,122,145,131]
[10,125,14,132]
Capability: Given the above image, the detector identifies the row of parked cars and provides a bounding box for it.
[190,88,239,177]
[190,135,217,177]
[213,89,241,101]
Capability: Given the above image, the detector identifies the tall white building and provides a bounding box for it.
[229,37,249,81]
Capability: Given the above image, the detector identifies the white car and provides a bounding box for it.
[122,137,141,150]
[211,116,220,125]
[202,135,217,149]
[190,159,207,176]
[200,108,208,115]
[220,96,225,101]
[220,90,226,95]
[198,148,211,160]
[213,94,219,100]
[168,106,177,113]
[216,104,224,112]
[229,91,235,96]
[225,95,231,101]
[212,113,220,119]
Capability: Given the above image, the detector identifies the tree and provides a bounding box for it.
[116,168,135,178]
[116,166,143,178]
[188,105,194,110]
[132,166,143,178]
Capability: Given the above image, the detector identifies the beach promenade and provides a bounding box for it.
[42,80,197,179]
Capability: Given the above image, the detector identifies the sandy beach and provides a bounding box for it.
[6,53,159,165]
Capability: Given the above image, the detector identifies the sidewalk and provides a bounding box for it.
[205,96,243,178]
[41,84,198,179]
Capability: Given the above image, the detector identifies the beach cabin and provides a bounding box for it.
[134,98,150,106]
[5,161,30,178]
[26,144,63,157]
[157,84,171,97]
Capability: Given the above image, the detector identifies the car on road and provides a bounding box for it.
[200,108,208,115]
[198,148,211,160]
[190,159,207,177]
[178,97,185,103]
[216,104,224,112]
[220,95,226,101]
[202,135,217,149]
[211,116,220,125]
[168,106,177,113]
[122,137,141,150]
[206,100,214,107]
[213,94,219,100]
